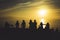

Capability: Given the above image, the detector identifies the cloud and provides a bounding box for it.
[0,0,33,10]
[0,0,43,12]
[0,0,60,12]
[45,0,60,8]
[52,0,60,8]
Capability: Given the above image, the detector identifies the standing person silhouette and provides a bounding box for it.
[21,20,26,29]
[5,21,10,29]
[15,21,19,29]
[40,22,43,30]
[29,20,33,30]
[33,20,37,30]
[45,23,50,31]
[38,22,43,31]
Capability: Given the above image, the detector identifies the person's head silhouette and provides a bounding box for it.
[23,20,25,22]
[22,20,26,24]
[40,22,43,26]
[17,21,19,23]
[46,22,50,27]
[34,20,36,22]
[30,20,32,22]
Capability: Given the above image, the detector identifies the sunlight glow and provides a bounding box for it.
[41,18,46,29]
[38,9,47,17]
[41,18,44,24]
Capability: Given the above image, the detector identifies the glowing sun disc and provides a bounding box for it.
[38,9,47,16]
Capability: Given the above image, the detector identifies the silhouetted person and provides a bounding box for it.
[29,20,34,30]
[15,21,19,29]
[38,22,43,31]
[33,20,37,29]
[45,23,50,30]
[21,20,26,29]
[5,21,10,29]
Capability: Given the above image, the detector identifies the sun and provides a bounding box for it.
[38,9,48,29]
[38,9,47,17]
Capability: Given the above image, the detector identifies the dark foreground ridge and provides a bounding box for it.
[0,28,60,40]
[0,20,60,40]
[0,29,60,40]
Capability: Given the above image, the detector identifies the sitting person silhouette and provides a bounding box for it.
[38,22,43,30]
[21,20,26,29]
[15,21,19,29]
[45,23,50,31]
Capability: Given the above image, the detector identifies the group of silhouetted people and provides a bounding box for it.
[29,20,37,30]
[5,20,50,31]
[4,20,59,32]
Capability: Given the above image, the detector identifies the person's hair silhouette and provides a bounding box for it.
[15,21,19,29]
[21,20,26,29]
